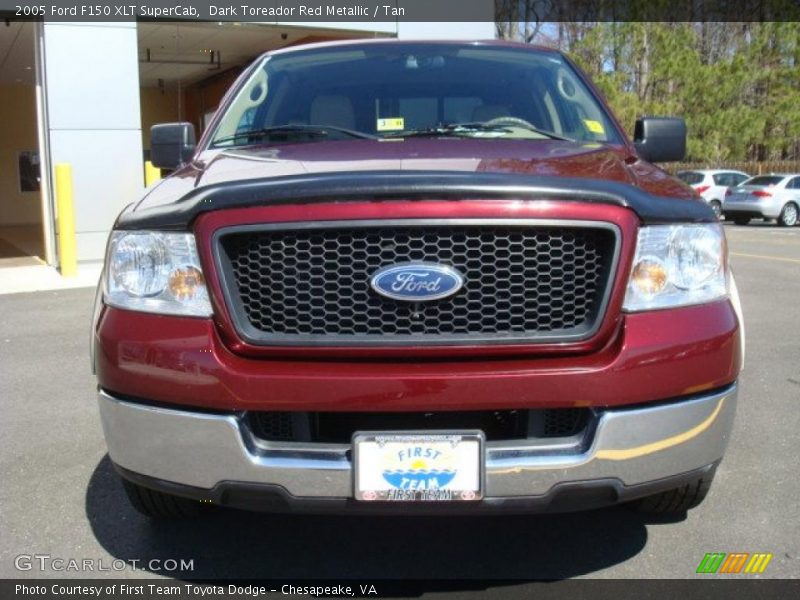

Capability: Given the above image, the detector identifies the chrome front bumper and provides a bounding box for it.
[98,385,737,503]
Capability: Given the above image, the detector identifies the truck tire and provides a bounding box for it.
[778,202,798,227]
[121,478,203,518]
[634,471,715,515]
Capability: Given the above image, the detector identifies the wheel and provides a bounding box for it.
[733,216,750,226]
[634,471,715,515]
[778,202,798,227]
[121,478,204,518]
[709,200,722,219]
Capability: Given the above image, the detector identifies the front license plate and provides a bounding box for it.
[353,431,484,502]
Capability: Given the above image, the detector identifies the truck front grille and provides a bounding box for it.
[215,220,618,346]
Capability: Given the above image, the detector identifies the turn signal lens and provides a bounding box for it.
[168,266,206,300]
[631,258,668,296]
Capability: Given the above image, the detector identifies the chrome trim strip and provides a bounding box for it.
[211,218,622,347]
[98,384,737,498]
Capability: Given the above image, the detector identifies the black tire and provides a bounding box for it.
[778,202,799,227]
[709,200,722,220]
[121,477,204,519]
[634,471,715,515]
[733,217,750,226]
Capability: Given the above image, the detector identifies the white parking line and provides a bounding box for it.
[724,225,800,237]
[730,252,800,265]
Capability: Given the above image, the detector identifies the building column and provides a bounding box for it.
[38,22,143,264]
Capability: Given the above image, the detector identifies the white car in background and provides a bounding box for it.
[724,174,800,227]
[677,169,751,219]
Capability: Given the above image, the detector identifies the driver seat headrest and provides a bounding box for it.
[309,95,355,129]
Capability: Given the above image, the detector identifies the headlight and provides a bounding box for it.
[104,231,212,317]
[623,224,728,311]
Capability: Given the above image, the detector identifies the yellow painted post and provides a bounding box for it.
[144,161,161,187]
[54,163,77,277]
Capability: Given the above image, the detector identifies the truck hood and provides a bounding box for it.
[198,139,636,186]
[136,139,692,211]
[121,138,706,229]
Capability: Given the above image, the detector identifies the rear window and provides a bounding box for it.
[713,172,748,186]
[677,171,705,185]
[210,43,623,147]
[713,173,732,186]
[731,173,750,186]
[744,176,784,186]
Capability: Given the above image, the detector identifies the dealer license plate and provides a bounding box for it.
[353,431,484,502]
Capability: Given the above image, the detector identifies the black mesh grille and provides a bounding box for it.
[249,412,294,442]
[218,222,616,345]
[543,408,589,437]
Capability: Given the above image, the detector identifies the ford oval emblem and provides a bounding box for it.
[370,262,465,302]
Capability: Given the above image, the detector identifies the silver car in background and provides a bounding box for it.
[677,169,750,219]
[724,174,800,226]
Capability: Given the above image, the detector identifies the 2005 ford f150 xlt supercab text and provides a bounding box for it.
[91,40,744,518]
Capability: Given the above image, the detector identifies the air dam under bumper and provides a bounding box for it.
[98,384,737,513]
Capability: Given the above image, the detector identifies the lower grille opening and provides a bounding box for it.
[538,408,591,438]
[247,409,590,443]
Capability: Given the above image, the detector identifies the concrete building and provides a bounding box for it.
[0,19,494,273]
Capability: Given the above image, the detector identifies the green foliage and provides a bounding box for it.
[546,22,800,161]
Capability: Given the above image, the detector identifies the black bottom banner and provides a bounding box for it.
[2,579,800,600]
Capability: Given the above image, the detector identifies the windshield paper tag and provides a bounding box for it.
[377,118,405,131]
[583,119,605,134]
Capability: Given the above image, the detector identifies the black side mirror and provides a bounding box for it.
[150,122,196,170]
[633,117,686,163]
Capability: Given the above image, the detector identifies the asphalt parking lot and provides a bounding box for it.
[0,223,798,585]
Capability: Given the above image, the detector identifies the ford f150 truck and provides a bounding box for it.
[91,40,743,518]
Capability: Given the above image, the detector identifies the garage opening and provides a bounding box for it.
[137,22,384,158]
[0,22,45,267]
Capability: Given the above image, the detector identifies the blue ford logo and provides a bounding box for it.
[370,262,465,302]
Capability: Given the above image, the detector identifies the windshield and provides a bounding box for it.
[209,43,622,148]
[743,176,784,187]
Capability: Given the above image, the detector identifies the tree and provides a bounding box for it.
[528,21,800,161]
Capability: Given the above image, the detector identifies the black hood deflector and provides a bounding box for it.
[116,170,713,230]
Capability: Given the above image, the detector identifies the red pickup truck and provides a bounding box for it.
[92,40,743,518]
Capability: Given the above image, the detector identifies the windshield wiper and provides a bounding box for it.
[384,122,574,142]
[495,123,575,142]
[213,124,376,146]
[382,122,512,138]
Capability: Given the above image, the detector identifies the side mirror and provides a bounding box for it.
[633,117,686,163]
[150,122,196,170]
